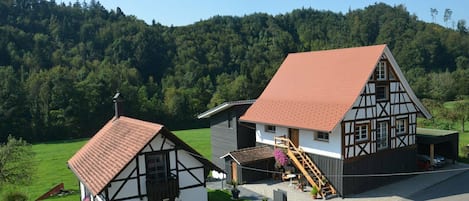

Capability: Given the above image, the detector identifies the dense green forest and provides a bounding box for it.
[0,0,468,142]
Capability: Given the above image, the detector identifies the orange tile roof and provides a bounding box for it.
[68,116,223,196]
[240,45,387,132]
[68,116,163,196]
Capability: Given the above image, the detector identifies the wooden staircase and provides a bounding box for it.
[275,136,337,199]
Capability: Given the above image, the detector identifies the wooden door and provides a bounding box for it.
[289,128,299,147]
[231,161,237,182]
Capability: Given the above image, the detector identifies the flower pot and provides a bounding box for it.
[231,188,240,199]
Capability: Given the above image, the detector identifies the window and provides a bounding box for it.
[396,118,407,135]
[227,112,232,128]
[376,85,388,101]
[376,121,388,150]
[265,125,276,133]
[315,132,329,142]
[376,61,387,80]
[355,124,369,142]
[146,152,169,184]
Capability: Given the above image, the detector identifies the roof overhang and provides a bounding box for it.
[197,99,255,119]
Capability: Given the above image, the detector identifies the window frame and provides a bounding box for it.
[376,84,388,101]
[315,131,329,142]
[354,123,369,142]
[376,121,389,150]
[145,151,170,184]
[265,125,276,133]
[376,61,387,80]
[395,118,408,135]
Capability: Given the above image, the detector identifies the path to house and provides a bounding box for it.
[208,162,469,201]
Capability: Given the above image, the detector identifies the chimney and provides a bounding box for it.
[113,92,123,118]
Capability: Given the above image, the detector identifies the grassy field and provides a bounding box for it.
[0,128,214,201]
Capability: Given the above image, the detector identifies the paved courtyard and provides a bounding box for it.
[208,162,469,201]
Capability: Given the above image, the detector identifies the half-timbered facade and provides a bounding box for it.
[68,116,222,201]
[240,44,431,196]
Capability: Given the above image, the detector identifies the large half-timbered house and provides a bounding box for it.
[239,44,432,196]
[68,115,221,201]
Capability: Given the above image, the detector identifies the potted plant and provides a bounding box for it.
[310,186,319,199]
[231,180,240,199]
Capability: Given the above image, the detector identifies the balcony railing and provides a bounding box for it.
[147,174,179,201]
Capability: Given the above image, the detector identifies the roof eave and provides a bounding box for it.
[383,47,432,119]
[197,99,256,119]
[239,118,334,133]
[67,162,101,197]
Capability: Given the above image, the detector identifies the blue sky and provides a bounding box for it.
[82,0,468,27]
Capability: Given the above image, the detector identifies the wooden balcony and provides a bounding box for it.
[147,175,179,201]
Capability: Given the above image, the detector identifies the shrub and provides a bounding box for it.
[2,191,28,201]
[273,148,288,167]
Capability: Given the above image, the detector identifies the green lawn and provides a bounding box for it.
[1,139,88,201]
[173,128,212,159]
[419,100,469,161]
[0,128,213,201]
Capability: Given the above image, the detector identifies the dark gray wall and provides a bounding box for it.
[224,157,275,185]
[417,133,459,162]
[342,145,417,196]
[308,153,344,196]
[210,104,255,170]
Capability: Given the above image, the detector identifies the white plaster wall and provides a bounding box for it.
[80,182,86,200]
[256,123,342,159]
[299,124,342,159]
[179,186,208,201]
[178,150,203,169]
[179,168,205,188]
[255,124,289,145]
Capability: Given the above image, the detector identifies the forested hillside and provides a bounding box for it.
[0,0,468,142]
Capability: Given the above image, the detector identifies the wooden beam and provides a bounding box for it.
[430,144,435,166]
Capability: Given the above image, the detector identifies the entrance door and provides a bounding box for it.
[289,128,299,147]
[231,161,238,182]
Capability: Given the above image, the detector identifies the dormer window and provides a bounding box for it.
[376,61,387,80]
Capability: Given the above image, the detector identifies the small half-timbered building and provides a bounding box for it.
[68,116,222,201]
[240,44,432,196]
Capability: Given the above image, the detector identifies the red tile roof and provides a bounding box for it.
[68,116,163,196]
[240,45,387,132]
[68,116,222,196]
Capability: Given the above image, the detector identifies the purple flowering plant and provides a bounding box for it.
[273,148,288,167]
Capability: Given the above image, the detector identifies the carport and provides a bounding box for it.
[416,128,459,164]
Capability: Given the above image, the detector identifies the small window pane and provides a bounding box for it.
[265,125,276,133]
[376,85,387,101]
[316,132,329,142]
